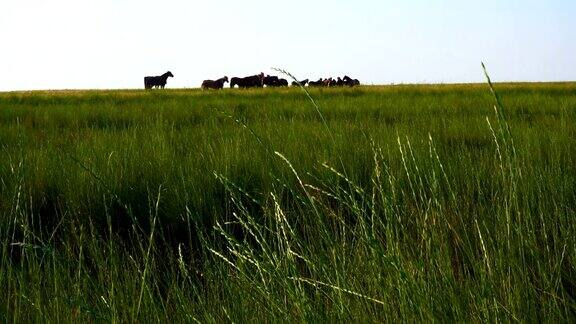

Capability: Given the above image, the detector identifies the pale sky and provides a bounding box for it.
[0,0,574,91]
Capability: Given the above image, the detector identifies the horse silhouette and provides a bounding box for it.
[291,79,309,86]
[144,71,174,89]
[230,73,264,88]
[201,76,229,90]
[343,75,360,87]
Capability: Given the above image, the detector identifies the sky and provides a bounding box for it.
[0,0,574,91]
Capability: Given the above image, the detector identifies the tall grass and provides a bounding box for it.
[0,82,575,321]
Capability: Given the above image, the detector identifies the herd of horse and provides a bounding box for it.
[143,71,360,90]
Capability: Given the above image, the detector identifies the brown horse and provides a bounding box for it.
[201,76,229,90]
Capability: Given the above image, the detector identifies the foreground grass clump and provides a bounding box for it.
[0,83,575,321]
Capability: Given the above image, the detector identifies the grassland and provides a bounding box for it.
[0,82,575,321]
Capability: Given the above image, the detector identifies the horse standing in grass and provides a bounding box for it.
[308,78,324,87]
[263,75,289,87]
[263,75,280,87]
[322,78,334,87]
[291,79,309,87]
[144,71,174,89]
[343,75,360,87]
[230,73,264,88]
[201,76,229,90]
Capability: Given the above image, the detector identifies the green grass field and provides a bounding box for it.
[0,82,575,321]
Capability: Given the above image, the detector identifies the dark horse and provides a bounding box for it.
[230,73,264,88]
[263,75,280,87]
[144,71,174,89]
[291,79,309,86]
[264,75,289,87]
[308,78,324,87]
[201,76,229,90]
[343,75,360,87]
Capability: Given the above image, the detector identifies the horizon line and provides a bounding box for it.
[1,80,576,94]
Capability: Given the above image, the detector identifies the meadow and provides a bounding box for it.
[0,81,575,321]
